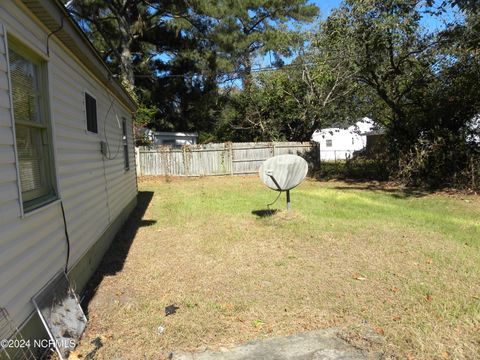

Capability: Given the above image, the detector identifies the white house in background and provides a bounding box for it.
[153,131,198,146]
[311,117,376,160]
[0,0,137,353]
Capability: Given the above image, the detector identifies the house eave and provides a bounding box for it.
[20,0,137,112]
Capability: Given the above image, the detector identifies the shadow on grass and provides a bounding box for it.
[252,209,279,217]
[333,182,435,199]
[81,191,154,316]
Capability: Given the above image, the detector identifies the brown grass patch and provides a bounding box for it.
[75,177,480,360]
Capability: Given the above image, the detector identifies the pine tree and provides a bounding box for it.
[201,0,318,92]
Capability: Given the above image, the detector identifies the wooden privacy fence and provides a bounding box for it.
[135,142,318,176]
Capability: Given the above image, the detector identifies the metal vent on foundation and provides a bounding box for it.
[32,271,87,360]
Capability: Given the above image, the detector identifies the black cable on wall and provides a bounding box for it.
[60,201,71,274]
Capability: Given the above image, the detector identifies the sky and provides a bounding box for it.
[311,0,339,18]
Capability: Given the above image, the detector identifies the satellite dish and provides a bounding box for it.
[259,154,308,210]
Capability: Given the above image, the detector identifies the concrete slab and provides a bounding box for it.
[172,329,371,360]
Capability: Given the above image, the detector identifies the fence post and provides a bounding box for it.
[182,145,190,176]
[472,156,476,189]
[229,143,234,176]
[272,142,276,157]
[135,147,141,176]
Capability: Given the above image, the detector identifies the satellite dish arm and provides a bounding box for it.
[267,173,282,191]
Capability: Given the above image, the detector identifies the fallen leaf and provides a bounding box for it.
[425,294,433,302]
[68,350,83,359]
[393,316,401,321]
[352,273,367,281]
[252,319,265,329]
[390,287,399,293]
[374,326,385,335]
[441,351,450,359]
[224,303,234,311]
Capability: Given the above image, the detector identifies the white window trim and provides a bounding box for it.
[4,25,24,216]
[6,31,59,216]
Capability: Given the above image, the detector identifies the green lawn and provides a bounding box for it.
[77,176,480,360]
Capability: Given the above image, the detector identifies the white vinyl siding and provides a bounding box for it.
[0,0,137,331]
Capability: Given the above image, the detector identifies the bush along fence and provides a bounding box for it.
[135,142,320,176]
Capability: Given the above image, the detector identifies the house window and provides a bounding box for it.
[8,44,56,211]
[326,139,333,147]
[85,92,97,133]
[122,118,129,170]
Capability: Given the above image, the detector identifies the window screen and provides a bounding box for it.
[85,93,97,133]
[326,139,333,147]
[10,50,41,124]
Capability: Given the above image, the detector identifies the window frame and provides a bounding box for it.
[84,91,98,134]
[7,38,58,213]
[122,117,130,171]
[326,139,333,147]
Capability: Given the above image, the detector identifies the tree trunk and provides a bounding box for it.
[120,42,135,93]
[242,54,252,93]
[117,13,135,95]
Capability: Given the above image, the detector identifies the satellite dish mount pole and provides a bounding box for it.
[286,190,291,211]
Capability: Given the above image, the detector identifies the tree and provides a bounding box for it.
[199,0,318,92]
[67,0,196,94]
[67,0,226,132]
[314,0,479,187]
[66,0,319,136]
[319,1,440,147]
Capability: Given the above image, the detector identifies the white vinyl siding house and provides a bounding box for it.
[0,0,137,341]
[311,118,376,161]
